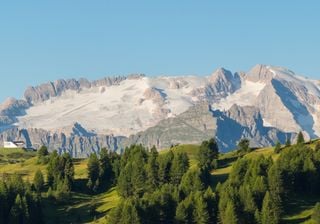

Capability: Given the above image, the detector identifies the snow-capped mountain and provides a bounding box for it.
[0,65,319,157]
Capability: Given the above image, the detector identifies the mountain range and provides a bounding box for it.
[0,64,319,157]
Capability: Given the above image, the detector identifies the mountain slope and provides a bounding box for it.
[0,64,319,155]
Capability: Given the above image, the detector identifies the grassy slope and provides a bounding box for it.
[212,140,320,224]
[1,141,320,223]
[0,148,119,224]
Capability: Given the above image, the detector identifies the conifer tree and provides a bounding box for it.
[146,146,159,190]
[238,138,251,153]
[193,194,209,224]
[223,201,238,224]
[261,191,280,224]
[158,150,174,184]
[297,131,305,145]
[268,164,283,208]
[33,169,44,193]
[175,201,190,224]
[119,199,140,224]
[87,153,100,191]
[170,153,189,185]
[198,138,219,169]
[274,142,281,154]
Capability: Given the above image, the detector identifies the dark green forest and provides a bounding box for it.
[1,134,320,223]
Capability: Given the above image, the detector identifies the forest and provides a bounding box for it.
[1,132,320,223]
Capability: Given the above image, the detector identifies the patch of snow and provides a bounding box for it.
[17,76,208,136]
[211,80,266,110]
[262,119,273,127]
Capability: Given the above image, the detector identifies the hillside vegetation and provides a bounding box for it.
[0,137,320,223]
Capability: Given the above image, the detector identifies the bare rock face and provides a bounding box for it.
[0,65,319,156]
[0,125,125,158]
[124,103,294,152]
[192,68,241,101]
[124,103,217,149]
[0,98,29,127]
[246,64,276,82]
[24,76,130,104]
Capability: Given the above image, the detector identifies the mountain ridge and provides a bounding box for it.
[0,64,318,156]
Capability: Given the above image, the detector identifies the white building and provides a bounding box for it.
[3,141,26,149]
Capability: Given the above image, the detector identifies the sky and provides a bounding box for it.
[0,1,319,102]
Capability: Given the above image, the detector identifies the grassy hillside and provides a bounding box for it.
[212,140,320,224]
[0,148,119,224]
[1,141,320,223]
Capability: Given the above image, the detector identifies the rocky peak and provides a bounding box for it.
[245,64,276,82]
[205,68,241,99]
[24,75,129,104]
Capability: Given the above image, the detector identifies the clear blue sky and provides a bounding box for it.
[0,1,319,102]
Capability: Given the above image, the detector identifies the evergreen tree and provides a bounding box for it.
[223,201,238,224]
[99,148,113,187]
[170,153,189,185]
[117,163,133,197]
[37,146,49,164]
[238,138,251,153]
[312,202,320,224]
[87,153,100,191]
[63,154,74,191]
[107,201,123,224]
[193,193,209,224]
[33,170,44,193]
[198,138,219,169]
[9,194,29,224]
[297,131,305,145]
[119,199,140,224]
[158,150,174,184]
[261,191,280,224]
[268,164,283,212]
[179,169,204,196]
[37,146,49,158]
[176,201,191,224]
[274,142,281,154]
[146,146,159,190]
[285,138,291,147]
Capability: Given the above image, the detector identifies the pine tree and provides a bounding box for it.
[37,145,49,159]
[198,138,219,169]
[223,201,238,224]
[146,146,159,190]
[268,164,283,210]
[9,194,29,224]
[312,202,320,224]
[297,131,305,145]
[193,194,209,224]
[119,199,140,224]
[117,163,134,197]
[238,138,251,153]
[170,153,189,185]
[175,201,190,224]
[158,150,174,184]
[87,153,100,191]
[180,169,204,196]
[274,142,281,154]
[33,169,44,192]
[107,201,123,224]
[261,191,280,224]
